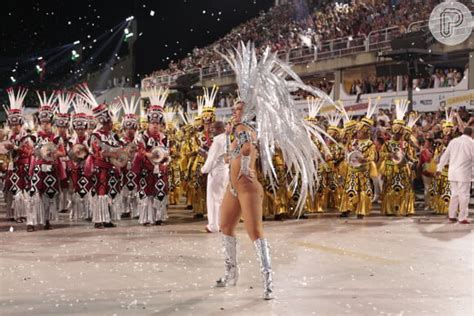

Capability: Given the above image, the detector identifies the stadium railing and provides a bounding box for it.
[141,16,460,89]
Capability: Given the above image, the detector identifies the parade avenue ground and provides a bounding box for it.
[0,203,472,316]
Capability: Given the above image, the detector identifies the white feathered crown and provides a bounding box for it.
[148,86,169,108]
[306,96,324,120]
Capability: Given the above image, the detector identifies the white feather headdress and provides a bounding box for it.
[75,83,99,108]
[56,91,74,115]
[307,96,324,119]
[148,86,169,108]
[220,42,335,215]
[202,85,219,110]
[406,113,421,129]
[109,99,122,122]
[4,87,28,125]
[5,87,28,112]
[196,95,205,116]
[366,96,380,121]
[73,95,90,115]
[36,91,57,108]
[163,107,176,124]
[444,106,454,124]
[325,111,342,127]
[118,95,139,116]
[394,99,410,122]
[334,100,352,125]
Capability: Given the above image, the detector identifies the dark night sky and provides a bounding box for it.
[0,0,275,88]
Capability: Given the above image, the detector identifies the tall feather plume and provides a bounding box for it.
[407,113,421,129]
[118,95,139,115]
[203,85,219,108]
[148,86,169,107]
[56,91,74,114]
[5,87,28,111]
[196,96,205,116]
[178,109,188,125]
[73,95,90,114]
[394,99,409,121]
[325,111,342,127]
[444,106,454,123]
[185,112,197,124]
[307,96,324,119]
[366,96,380,120]
[219,41,335,215]
[36,91,57,107]
[163,106,176,124]
[75,83,99,108]
[334,100,352,124]
[110,98,122,122]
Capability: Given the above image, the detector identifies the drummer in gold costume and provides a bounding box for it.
[379,100,417,216]
[179,119,196,209]
[430,109,455,215]
[163,107,182,205]
[264,148,290,220]
[304,97,326,214]
[190,86,218,218]
[339,98,379,219]
[322,111,344,210]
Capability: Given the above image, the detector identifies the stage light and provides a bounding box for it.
[73,40,80,45]
[10,76,16,83]
[126,16,134,21]
[71,50,80,61]
[124,32,134,42]
[37,56,43,61]
[36,65,43,73]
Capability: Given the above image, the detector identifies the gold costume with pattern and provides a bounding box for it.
[430,143,451,214]
[379,139,415,216]
[339,138,377,216]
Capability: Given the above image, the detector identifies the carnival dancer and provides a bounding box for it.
[402,112,421,215]
[430,109,455,215]
[163,107,181,206]
[77,84,124,229]
[132,87,170,226]
[304,97,326,214]
[27,91,67,232]
[216,43,331,299]
[323,110,344,210]
[55,91,74,214]
[339,97,379,219]
[3,87,34,223]
[379,99,416,216]
[69,97,93,220]
[335,102,357,216]
[117,95,140,218]
[179,116,196,209]
[191,89,217,218]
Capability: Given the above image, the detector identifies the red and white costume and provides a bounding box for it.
[69,97,93,220]
[117,96,140,218]
[132,87,170,224]
[28,92,66,228]
[3,88,33,221]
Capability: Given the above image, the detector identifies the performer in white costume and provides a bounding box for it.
[201,120,229,233]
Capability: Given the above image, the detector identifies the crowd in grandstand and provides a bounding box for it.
[149,0,442,79]
[349,67,466,97]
